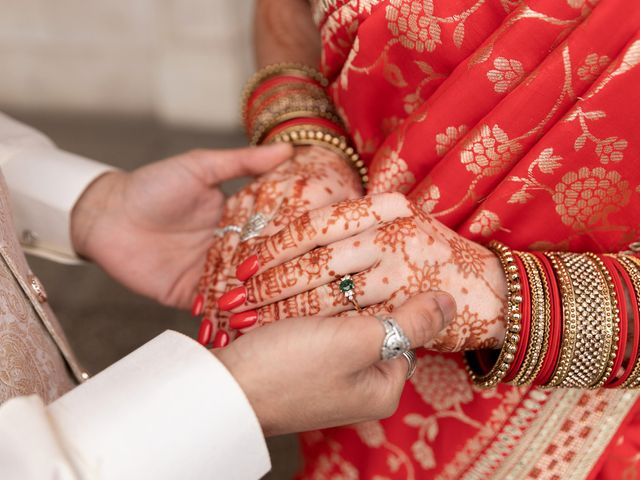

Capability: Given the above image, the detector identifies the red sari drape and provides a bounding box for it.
[299,0,640,478]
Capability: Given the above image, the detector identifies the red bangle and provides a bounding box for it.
[503,252,531,382]
[606,256,638,387]
[532,252,562,386]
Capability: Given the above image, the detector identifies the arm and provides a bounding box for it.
[0,331,269,480]
[0,292,454,478]
[0,112,113,263]
[254,0,320,68]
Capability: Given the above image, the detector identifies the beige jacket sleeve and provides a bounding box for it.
[0,112,113,263]
[0,331,271,480]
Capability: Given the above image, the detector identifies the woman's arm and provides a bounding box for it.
[254,0,320,68]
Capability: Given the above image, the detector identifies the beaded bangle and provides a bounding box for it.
[465,241,523,388]
[268,124,369,188]
[600,255,627,386]
[504,252,531,384]
[533,252,562,386]
[606,255,639,387]
[241,63,328,115]
[585,253,619,389]
[511,252,548,386]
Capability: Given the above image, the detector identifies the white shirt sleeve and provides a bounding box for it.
[0,112,114,264]
[0,331,271,480]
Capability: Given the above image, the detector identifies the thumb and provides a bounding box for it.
[343,291,457,371]
[189,143,293,186]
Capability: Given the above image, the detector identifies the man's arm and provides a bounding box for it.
[0,331,270,480]
[0,112,113,263]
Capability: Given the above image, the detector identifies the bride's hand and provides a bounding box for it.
[197,146,362,338]
[219,193,508,352]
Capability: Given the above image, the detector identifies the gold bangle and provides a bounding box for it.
[252,109,343,146]
[585,253,619,389]
[245,81,328,126]
[241,63,328,116]
[617,255,640,388]
[269,126,368,188]
[525,253,551,384]
[510,252,548,386]
[465,241,523,388]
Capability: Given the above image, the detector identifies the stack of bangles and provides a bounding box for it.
[242,63,368,188]
[465,241,640,389]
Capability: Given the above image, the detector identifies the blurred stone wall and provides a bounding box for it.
[0,0,254,129]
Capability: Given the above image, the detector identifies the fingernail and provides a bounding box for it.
[197,318,213,345]
[230,310,258,329]
[217,286,247,311]
[434,292,457,325]
[236,255,259,281]
[213,330,230,348]
[191,293,204,317]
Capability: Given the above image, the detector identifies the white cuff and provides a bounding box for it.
[48,331,270,480]
[1,147,113,264]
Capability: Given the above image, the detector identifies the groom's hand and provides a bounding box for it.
[70,143,293,308]
[217,291,456,436]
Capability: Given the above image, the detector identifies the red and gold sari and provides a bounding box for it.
[300,0,640,477]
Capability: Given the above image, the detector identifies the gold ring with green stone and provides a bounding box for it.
[339,274,362,312]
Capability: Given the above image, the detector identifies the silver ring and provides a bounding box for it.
[377,315,411,361]
[403,350,417,380]
[213,225,242,237]
[240,212,270,242]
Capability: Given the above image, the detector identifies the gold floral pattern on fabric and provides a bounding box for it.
[410,355,473,410]
[386,0,441,53]
[577,52,611,81]
[435,125,468,156]
[468,209,502,237]
[552,167,630,231]
[487,57,525,93]
[460,125,523,176]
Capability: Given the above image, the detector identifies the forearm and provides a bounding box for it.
[254,0,320,68]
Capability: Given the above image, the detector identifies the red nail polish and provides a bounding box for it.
[217,287,247,311]
[230,310,258,330]
[213,330,230,348]
[191,293,204,317]
[197,318,213,345]
[236,255,259,281]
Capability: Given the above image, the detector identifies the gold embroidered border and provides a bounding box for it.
[489,389,639,479]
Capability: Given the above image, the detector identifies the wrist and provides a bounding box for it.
[70,171,124,259]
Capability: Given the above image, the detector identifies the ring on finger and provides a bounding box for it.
[240,212,270,242]
[402,350,417,380]
[377,315,411,361]
[339,274,362,312]
[213,225,243,237]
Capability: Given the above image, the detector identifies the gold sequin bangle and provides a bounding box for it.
[269,126,369,188]
[465,241,523,388]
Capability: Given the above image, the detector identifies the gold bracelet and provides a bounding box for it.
[269,126,369,188]
[551,253,616,388]
[241,63,328,116]
[585,253,619,389]
[245,81,328,126]
[465,241,523,388]
[511,252,548,386]
[617,255,640,388]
